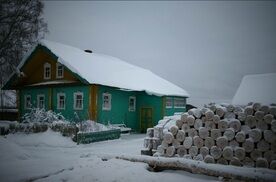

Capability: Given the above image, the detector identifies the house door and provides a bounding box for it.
[140,107,153,133]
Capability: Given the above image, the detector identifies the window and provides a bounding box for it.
[174,98,185,108]
[166,97,173,108]
[56,63,64,78]
[44,62,51,79]
[57,93,65,109]
[37,94,45,109]
[24,95,32,109]
[129,96,136,112]
[74,92,83,110]
[102,93,111,110]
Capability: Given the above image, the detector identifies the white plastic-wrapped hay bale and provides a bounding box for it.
[205,110,214,121]
[264,114,274,124]
[256,157,269,168]
[163,132,174,144]
[169,125,178,136]
[216,106,226,118]
[193,136,204,148]
[260,105,270,115]
[269,106,276,117]
[245,115,257,128]
[224,112,236,119]
[183,136,193,149]
[210,129,221,140]
[249,128,262,142]
[166,146,175,157]
[229,119,241,132]
[218,119,229,132]
[257,139,270,152]
[238,112,246,122]
[204,137,215,149]
[254,111,265,121]
[181,113,189,122]
[176,130,185,142]
[216,136,228,149]
[175,119,183,129]
[193,154,204,161]
[230,157,242,166]
[222,146,233,160]
[263,151,276,163]
[241,125,251,135]
[199,127,209,139]
[217,157,228,165]
[204,155,215,163]
[172,139,180,149]
[187,128,198,137]
[234,147,245,161]
[187,115,195,126]
[161,140,168,149]
[253,103,261,112]
[205,120,216,130]
[157,145,165,155]
[243,157,255,167]
[212,115,220,124]
[235,131,246,143]
[229,140,239,149]
[181,123,190,132]
[188,108,202,119]
[270,160,276,170]
[176,145,187,157]
[263,130,276,144]
[189,146,198,157]
[210,146,222,159]
[194,119,203,130]
[250,149,262,161]
[243,138,254,153]
[200,146,209,158]
[223,128,235,141]
[256,120,268,131]
[244,106,254,116]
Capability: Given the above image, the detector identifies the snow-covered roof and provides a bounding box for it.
[232,73,276,105]
[22,40,188,97]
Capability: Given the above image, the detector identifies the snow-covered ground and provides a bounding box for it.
[0,130,218,182]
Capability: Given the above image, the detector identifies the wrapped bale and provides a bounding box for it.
[230,157,242,167]
[163,132,174,144]
[204,155,215,163]
[256,157,269,168]
[194,119,203,130]
[176,130,185,142]
[224,128,235,141]
[217,157,228,165]
[193,154,204,161]
[181,123,190,132]
[270,160,276,170]
[187,115,195,126]
[269,106,276,117]
[204,137,215,149]
[183,136,193,149]
[188,108,202,119]
[224,112,236,119]
[235,131,246,143]
[211,129,221,140]
[264,114,274,124]
[172,139,180,149]
[234,147,245,161]
[222,146,233,160]
[229,140,239,149]
[257,139,270,152]
[272,120,276,133]
[260,105,270,115]
[238,112,246,122]
[244,106,254,116]
[189,146,198,157]
[243,138,254,153]
[193,136,204,148]
[216,136,228,149]
[229,119,241,132]
[205,110,214,121]
[187,128,198,137]
[176,120,183,129]
[210,146,222,159]
[216,106,226,118]
[253,103,261,112]
[166,146,176,157]
[243,157,255,167]
[256,120,268,131]
[241,125,251,135]
[263,151,276,163]
[263,130,276,143]
[205,120,216,130]
[157,145,165,156]
[250,149,262,161]
[218,119,229,132]
[181,113,189,122]
[213,115,220,124]
[169,125,178,136]
[249,128,262,142]
[200,146,209,158]
[154,126,163,139]
[245,115,257,128]
[177,145,187,157]
[199,127,209,139]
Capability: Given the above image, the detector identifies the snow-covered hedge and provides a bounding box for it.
[22,108,66,123]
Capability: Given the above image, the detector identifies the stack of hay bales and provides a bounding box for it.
[143,103,276,170]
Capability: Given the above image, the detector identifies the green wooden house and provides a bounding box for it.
[3,40,189,132]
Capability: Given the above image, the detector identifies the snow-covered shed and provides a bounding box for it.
[232,73,276,105]
[3,40,189,132]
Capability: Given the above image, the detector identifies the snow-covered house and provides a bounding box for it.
[232,73,276,105]
[2,40,189,132]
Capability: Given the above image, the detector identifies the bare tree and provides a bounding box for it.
[0,0,47,113]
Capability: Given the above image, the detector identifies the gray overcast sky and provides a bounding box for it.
[43,1,276,106]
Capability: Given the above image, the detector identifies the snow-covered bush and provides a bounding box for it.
[77,120,112,133]
[22,108,66,123]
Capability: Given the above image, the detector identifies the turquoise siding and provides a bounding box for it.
[20,87,49,118]
[136,92,163,127]
[97,86,137,129]
[52,85,90,121]
[20,85,90,122]
[164,96,187,116]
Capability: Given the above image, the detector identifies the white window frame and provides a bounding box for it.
[37,94,45,109]
[74,92,83,110]
[165,97,173,108]
[102,93,111,111]
[129,96,136,112]
[24,95,32,109]
[57,93,66,110]
[56,62,64,79]
[44,62,51,80]
[174,98,185,108]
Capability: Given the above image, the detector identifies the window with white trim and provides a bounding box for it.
[56,63,64,78]
[129,96,136,112]
[24,95,32,109]
[165,97,173,108]
[102,93,111,111]
[44,62,51,79]
[57,93,65,110]
[174,98,185,108]
[74,92,83,110]
[37,94,45,109]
